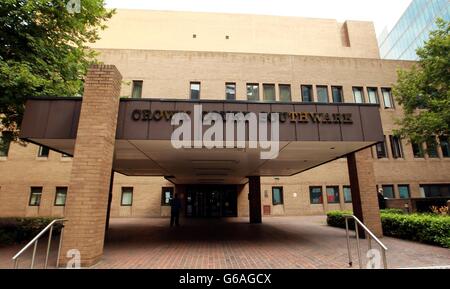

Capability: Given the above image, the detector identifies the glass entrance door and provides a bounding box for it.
[186,185,237,218]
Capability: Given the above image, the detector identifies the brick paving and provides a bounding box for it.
[1,216,449,269]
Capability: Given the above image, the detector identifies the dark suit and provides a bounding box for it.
[170,197,181,226]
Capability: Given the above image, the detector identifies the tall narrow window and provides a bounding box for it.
[263,84,275,101]
[279,84,291,102]
[426,140,438,158]
[301,85,313,102]
[381,185,395,199]
[440,136,450,158]
[316,86,329,103]
[190,82,201,100]
[390,135,403,159]
[54,187,68,206]
[309,186,323,204]
[225,83,236,100]
[398,185,410,199]
[121,187,133,206]
[411,141,424,158]
[0,137,10,157]
[376,136,388,158]
[272,187,284,205]
[331,86,343,103]
[367,87,379,104]
[382,88,394,108]
[246,83,259,101]
[131,80,143,99]
[37,146,50,158]
[343,186,352,203]
[326,186,340,204]
[29,187,43,206]
[352,87,365,103]
[161,187,174,206]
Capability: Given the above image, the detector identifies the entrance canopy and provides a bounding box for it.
[20,98,383,184]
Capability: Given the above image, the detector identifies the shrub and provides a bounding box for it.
[326,211,353,229]
[0,218,61,245]
[380,208,405,215]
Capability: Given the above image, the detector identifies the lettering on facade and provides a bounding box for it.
[131,109,353,124]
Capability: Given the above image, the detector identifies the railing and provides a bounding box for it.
[12,219,67,269]
[343,215,388,269]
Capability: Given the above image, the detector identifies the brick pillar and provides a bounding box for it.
[347,148,383,237]
[248,176,262,224]
[59,65,122,267]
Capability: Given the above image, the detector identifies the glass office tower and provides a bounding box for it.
[379,0,450,60]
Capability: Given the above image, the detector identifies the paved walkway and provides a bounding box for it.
[1,216,449,269]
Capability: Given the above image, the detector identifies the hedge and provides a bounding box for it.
[326,210,450,248]
[0,218,62,245]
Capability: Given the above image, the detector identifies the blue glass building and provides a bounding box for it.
[379,0,450,60]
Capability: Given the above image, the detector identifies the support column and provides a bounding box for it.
[105,170,115,236]
[59,65,122,267]
[248,176,262,224]
[347,148,383,237]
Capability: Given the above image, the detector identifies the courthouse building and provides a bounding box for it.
[1,10,449,265]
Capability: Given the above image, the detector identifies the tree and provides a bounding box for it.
[0,0,114,145]
[393,19,450,147]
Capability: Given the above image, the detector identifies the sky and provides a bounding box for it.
[104,0,413,37]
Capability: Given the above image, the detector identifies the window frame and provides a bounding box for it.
[0,137,10,157]
[272,186,284,206]
[279,84,292,102]
[331,86,344,103]
[381,88,395,109]
[301,85,313,102]
[316,85,329,103]
[439,136,450,158]
[309,186,323,204]
[262,83,276,102]
[381,185,395,199]
[411,141,424,158]
[367,87,379,104]
[190,82,201,100]
[120,187,133,206]
[29,187,43,206]
[225,82,236,100]
[37,146,50,158]
[161,187,174,206]
[326,186,340,204]
[131,80,143,99]
[390,135,404,159]
[376,136,388,159]
[54,186,68,206]
[352,87,365,104]
[398,184,410,199]
[246,83,260,101]
[343,186,352,203]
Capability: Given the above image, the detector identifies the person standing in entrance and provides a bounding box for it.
[170,193,181,227]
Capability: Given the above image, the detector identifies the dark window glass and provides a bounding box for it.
[272,187,284,205]
[343,186,352,203]
[382,88,394,108]
[29,187,42,206]
[279,84,292,102]
[367,87,379,104]
[390,135,403,159]
[263,84,275,101]
[131,80,143,99]
[246,83,259,101]
[426,140,438,158]
[316,86,329,103]
[411,141,424,158]
[38,146,50,157]
[420,184,450,198]
[382,185,395,199]
[352,87,365,103]
[54,187,67,206]
[326,186,340,203]
[309,186,323,204]
[0,137,10,157]
[440,136,450,158]
[190,82,201,100]
[161,187,174,206]
[398,185,410,199]
[331,86,343,103]
[121,187,133,206]
[225,83,236,100]
[376,136,388,158]
[301,85,313,102]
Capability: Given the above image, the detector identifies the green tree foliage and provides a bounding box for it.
[393,19,450,146]
[0,0,114,143]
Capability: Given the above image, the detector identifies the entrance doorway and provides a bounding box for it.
[185,185,237,218]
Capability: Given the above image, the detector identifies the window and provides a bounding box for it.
[390,135,403,159]
[326,186,340,204]
[301,85,313,102]
[331,86,343,103]
[367,87,379,104]
[131,80,143,99]
[411,141,424,158]
[246,83,259,101]
[343,186,352,203]
[381,185,395,199]
[121,187,133,206]
[0,137,10,157]
[382,88,394,108]
[190,82,201,100]
[352,87,365,103]
[225,83,236,100]
[37,146,49,158]
[54,187,67,206]
[279,84,291,102]
[309,186,323,204]
[376,136,388,158]
[29,187,42,206]
[440,136,450,158]
[426,140,438,158]
[272,187,284,205]
[398,185,410,199]
[263,84,275,101]
[420,184,450,198]
[161,187,174,206]
[316,86,329,103]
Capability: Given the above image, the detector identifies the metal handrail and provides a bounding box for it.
[12,218,67,269]
[343,215,388,269]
